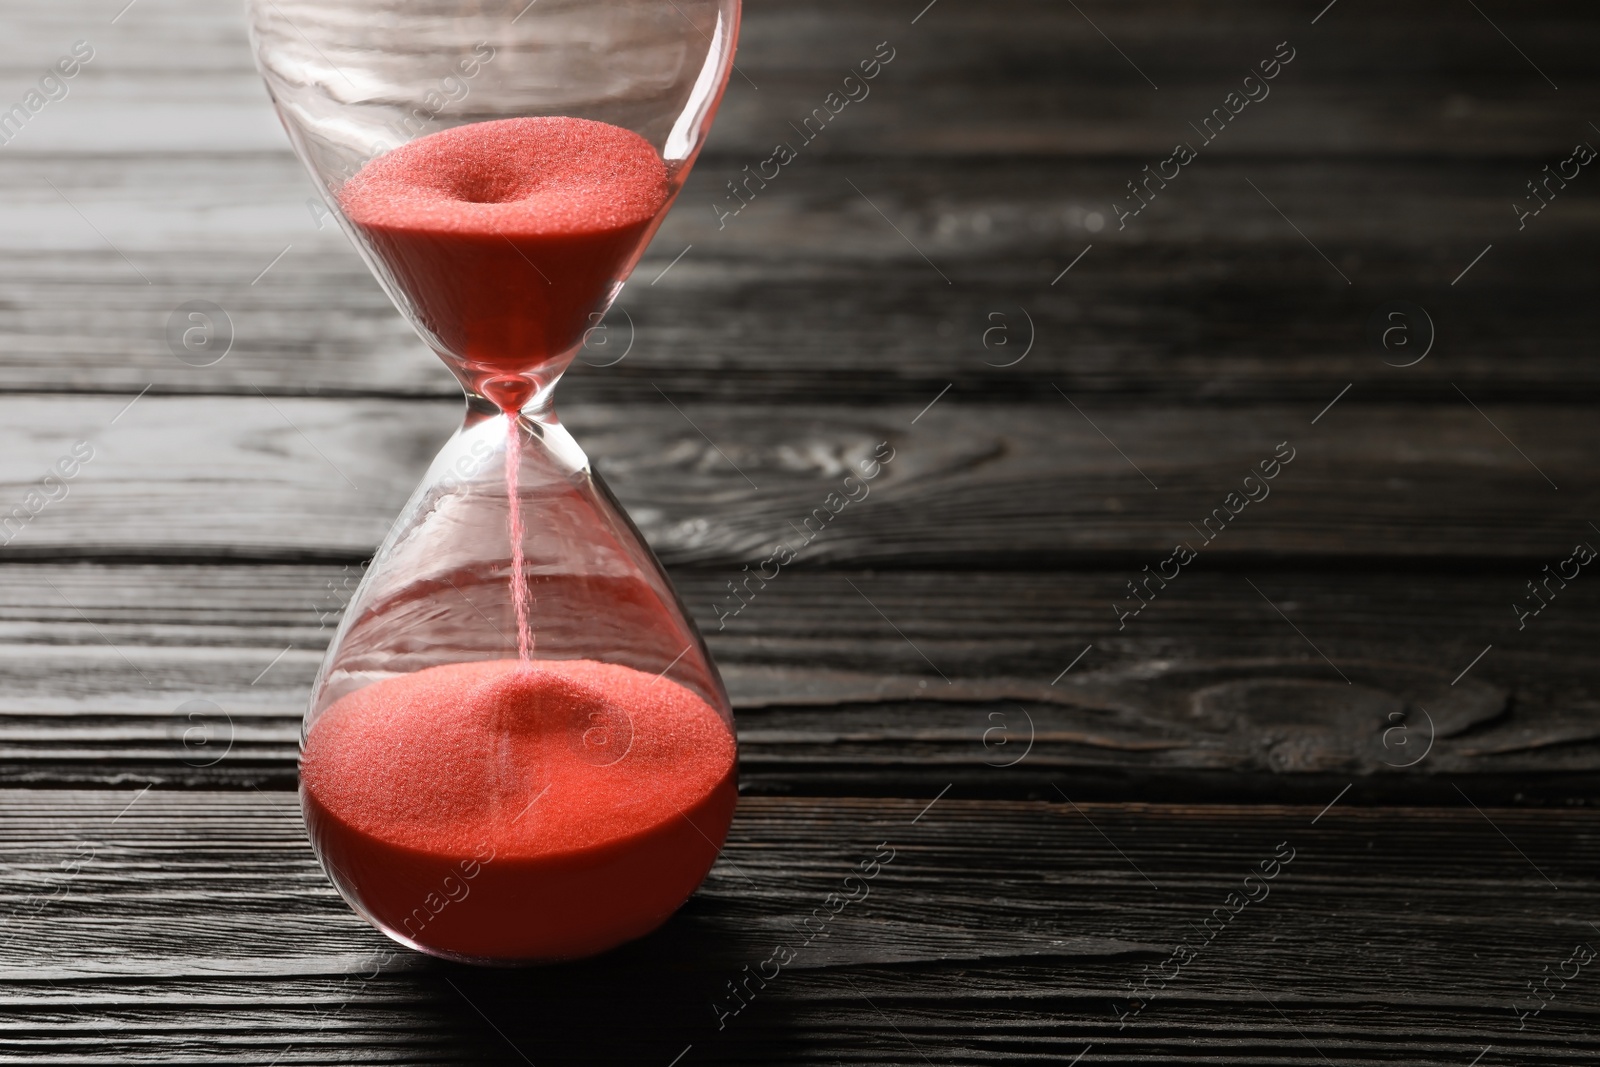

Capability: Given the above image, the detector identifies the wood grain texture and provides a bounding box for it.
[3,156,1596,403]
[4,0,1594,159]
[0,564,1595,802]
[2,0,1598,1059]
[1,396,1590,563]
[2,792,1598,1064]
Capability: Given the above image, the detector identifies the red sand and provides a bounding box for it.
[503,415,533,660]
[339,117,668,381]
[301,658,737,962]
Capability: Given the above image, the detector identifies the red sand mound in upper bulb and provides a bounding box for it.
[339,117,668,382]
[300,657,737,962]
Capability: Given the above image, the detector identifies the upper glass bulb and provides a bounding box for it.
[249,0,737,406]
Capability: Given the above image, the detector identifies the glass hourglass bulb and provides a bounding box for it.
[246,0,741,964]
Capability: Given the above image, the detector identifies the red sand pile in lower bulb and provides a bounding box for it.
[302,658,737,961]
[339,116,668,382]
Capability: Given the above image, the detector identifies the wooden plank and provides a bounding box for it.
[1,153,1597,402]
[0,396,1590,562]
[1,792,1598,1063]
[4,0,1597,160]
[0,564,1595,800]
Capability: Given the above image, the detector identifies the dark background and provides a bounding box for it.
[1,0,1598,1062]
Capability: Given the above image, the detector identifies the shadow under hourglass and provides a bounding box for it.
[431,893,800,1064]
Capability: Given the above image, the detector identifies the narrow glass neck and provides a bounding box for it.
[462,378,559,428]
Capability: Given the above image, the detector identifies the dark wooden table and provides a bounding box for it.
[4,0,1600,1062]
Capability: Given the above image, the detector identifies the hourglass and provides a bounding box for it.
[247,0,741,963]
